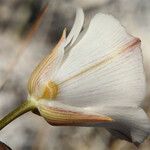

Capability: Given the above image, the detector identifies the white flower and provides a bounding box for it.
[28,8,150,144]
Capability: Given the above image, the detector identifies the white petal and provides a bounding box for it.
[54,14,145,107]
[97,106,150,143]
[57,13,134,80]
[65,7,84,48]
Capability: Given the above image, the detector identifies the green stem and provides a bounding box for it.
[0,100,36,130]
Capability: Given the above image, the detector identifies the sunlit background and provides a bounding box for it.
[0,0,150,149]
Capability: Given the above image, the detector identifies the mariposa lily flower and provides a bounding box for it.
[0,8,150,145]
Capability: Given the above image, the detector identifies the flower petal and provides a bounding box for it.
[98,106,150,143]
[56,13,134,80]
[38,100,113,126]
[54,13,145,108]
[65,7,84,48]
[28,29,66,98]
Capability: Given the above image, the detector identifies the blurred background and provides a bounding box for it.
[0,0,150,149]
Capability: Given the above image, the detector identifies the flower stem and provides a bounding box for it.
[0,100,36,130]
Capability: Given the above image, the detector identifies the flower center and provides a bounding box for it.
[41,81,58,99]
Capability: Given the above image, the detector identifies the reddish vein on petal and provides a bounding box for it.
[39,105,113,126]
[59,38,141,85]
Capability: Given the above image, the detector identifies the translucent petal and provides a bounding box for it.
[97,106,150,143]
[56,13,135,82]
[55,14,145,108]
[28,29,66,98]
